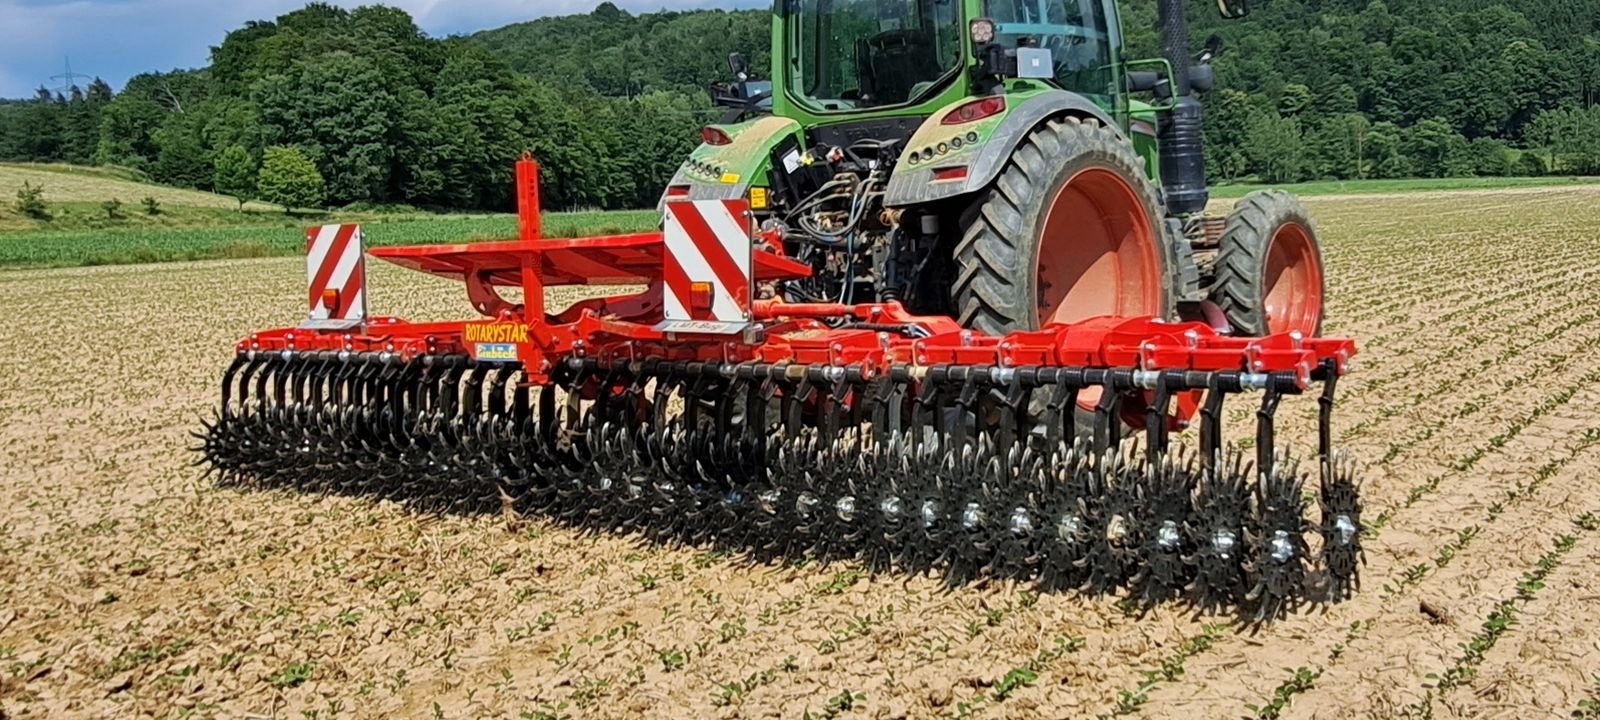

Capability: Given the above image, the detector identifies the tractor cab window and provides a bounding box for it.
[981,0,1118,99]
[791,0,963,111]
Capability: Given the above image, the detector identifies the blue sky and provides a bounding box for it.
[0,0,767,99]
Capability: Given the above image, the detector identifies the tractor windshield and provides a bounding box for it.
[981,0,1118,98]
[790,0,964,111]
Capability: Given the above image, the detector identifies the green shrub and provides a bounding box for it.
[15,181,49,220]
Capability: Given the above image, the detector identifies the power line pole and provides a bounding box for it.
[50,57,93,97]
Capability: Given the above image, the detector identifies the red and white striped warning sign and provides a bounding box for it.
[303,224,367,327]
[661,200,752,328]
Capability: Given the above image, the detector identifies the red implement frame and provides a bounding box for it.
[235,154,1356,421]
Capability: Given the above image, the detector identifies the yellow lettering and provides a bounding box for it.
[465,323,528,344]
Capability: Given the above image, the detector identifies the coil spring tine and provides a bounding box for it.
[998,374,1029,471]
[218,354,248,417]
[681,368,705,428]
[444,363,469,447]
[236,357,265,417]
[738,373,771,483]
[784,375,811,440]
[511,369,531,427]
[539,380,560,468]
[1092,378,1121,452]
[1041,376,1077,462]
[487,366,512,418]
[561,365,591,471]
[910,372,942,453]
[646,370,676,475]
[1145,372,1175,469]
[289,355,309,409]
[822,374,851,443]
[1317,364,1337,476]
[462,366,487,419]
[1257,385,1282,485]
[1199,376,1226,477]
[707,375,738,487]
[952,374,982,452]
[270,356,291,414]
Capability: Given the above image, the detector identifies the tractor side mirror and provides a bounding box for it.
[1127,71,1163,93]
[728,52,751,82]
[1216,0,1248,18]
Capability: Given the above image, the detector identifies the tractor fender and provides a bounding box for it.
[884,90,1123,208]
[656,115,802,212]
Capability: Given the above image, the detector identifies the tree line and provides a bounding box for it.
[1119,0,1600,182]
[0,3,724,211]
[1,1,1598,212]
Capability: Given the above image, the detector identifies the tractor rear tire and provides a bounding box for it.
[952,116,1181,436]
[953,115,1179,336]
[1210,190,1326,337]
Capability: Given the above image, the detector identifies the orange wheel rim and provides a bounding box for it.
[1035,166,1161,409]
[1263,222,1323,336]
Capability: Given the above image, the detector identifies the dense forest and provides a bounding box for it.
[1,1,1598,211]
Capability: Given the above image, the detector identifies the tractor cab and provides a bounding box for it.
[784,0,965,111]
[771,0,1123,119]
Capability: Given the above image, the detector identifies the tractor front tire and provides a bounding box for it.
[1210,190,1326,337]
[954,116,1179,335]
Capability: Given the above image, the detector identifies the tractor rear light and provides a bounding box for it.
[941,97,1005,125]
[666,185,691,199]
[931,166,969,182]
[321,288,340,310]
[701,126,733,145]
[689,281,715,315]
[970,18,996,44]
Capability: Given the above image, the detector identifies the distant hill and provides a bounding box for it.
[470,5,769,98]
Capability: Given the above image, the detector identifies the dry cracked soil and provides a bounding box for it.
[4,186,1600,719]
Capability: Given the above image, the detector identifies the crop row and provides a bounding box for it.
[1239,426,1600,717]
[1401,514,1595,716]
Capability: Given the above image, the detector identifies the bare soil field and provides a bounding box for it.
[4,186,1600,719]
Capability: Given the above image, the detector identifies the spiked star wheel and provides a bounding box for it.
[198,344,1364,619]
[1185,448,1251,610]
[1319,451,1364,602]
[1126,446,1196,608]
[1246,453,1311,623]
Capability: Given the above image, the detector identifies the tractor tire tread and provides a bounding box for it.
[954,116,1175,336]
[1210,189,1321,336]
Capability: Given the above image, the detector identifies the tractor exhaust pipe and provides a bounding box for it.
[1157,0,1208,216]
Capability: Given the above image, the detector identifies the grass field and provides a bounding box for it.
[6,161,1599,271]
[0,162,657,269]
[0,211,658,269]
[1210,174,1600,198]
[4,184,1600,718]
[0,163,282,227]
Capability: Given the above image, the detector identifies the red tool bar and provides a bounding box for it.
[238,298,1354,387]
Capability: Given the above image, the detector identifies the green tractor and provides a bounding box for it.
[669,0,1324,345]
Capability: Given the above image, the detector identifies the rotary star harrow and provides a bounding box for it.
[200,155,1362,620]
